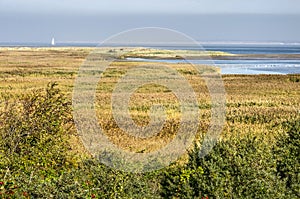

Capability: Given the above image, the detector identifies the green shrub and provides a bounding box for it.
[0,83,73,197]
[49,159,159,198]
[0,84,160,198]
[0,83,72,168]
[161,135,287,198]
[275,120,300,197]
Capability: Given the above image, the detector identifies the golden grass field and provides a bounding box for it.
[0,47,299,157]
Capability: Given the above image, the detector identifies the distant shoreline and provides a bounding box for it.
[1,46,299,58]
[0,46,299,75]
[1,41,300,47]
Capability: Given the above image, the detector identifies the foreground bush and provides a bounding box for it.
[0,83,73,197]
[0,84,158,198]
[161,135,291,198]
[275,120,300,197]
[48,159,158,198]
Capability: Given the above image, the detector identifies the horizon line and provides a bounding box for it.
[1,40,300,46]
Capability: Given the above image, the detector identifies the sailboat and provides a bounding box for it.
[51,38,55,46]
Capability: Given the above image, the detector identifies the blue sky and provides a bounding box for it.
[1,0,300,43]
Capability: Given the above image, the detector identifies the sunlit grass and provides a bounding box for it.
[0,47,299,155]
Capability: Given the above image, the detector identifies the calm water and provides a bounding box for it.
[129,44,300,74]
[126,58,300,75]
[1,42,300,74]
[160,44,300,54]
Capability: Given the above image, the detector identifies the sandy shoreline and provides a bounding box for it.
[1,46,299,60]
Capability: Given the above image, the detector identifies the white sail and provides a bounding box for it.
[51,38,55,46]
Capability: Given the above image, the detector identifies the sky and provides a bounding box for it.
[1,0,300,43]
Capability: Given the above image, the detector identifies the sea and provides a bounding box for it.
[127,44,300,75]
[1,42,300,75]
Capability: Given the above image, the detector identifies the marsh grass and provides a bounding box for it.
[0,47,299,197]
[0,48,299,152]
